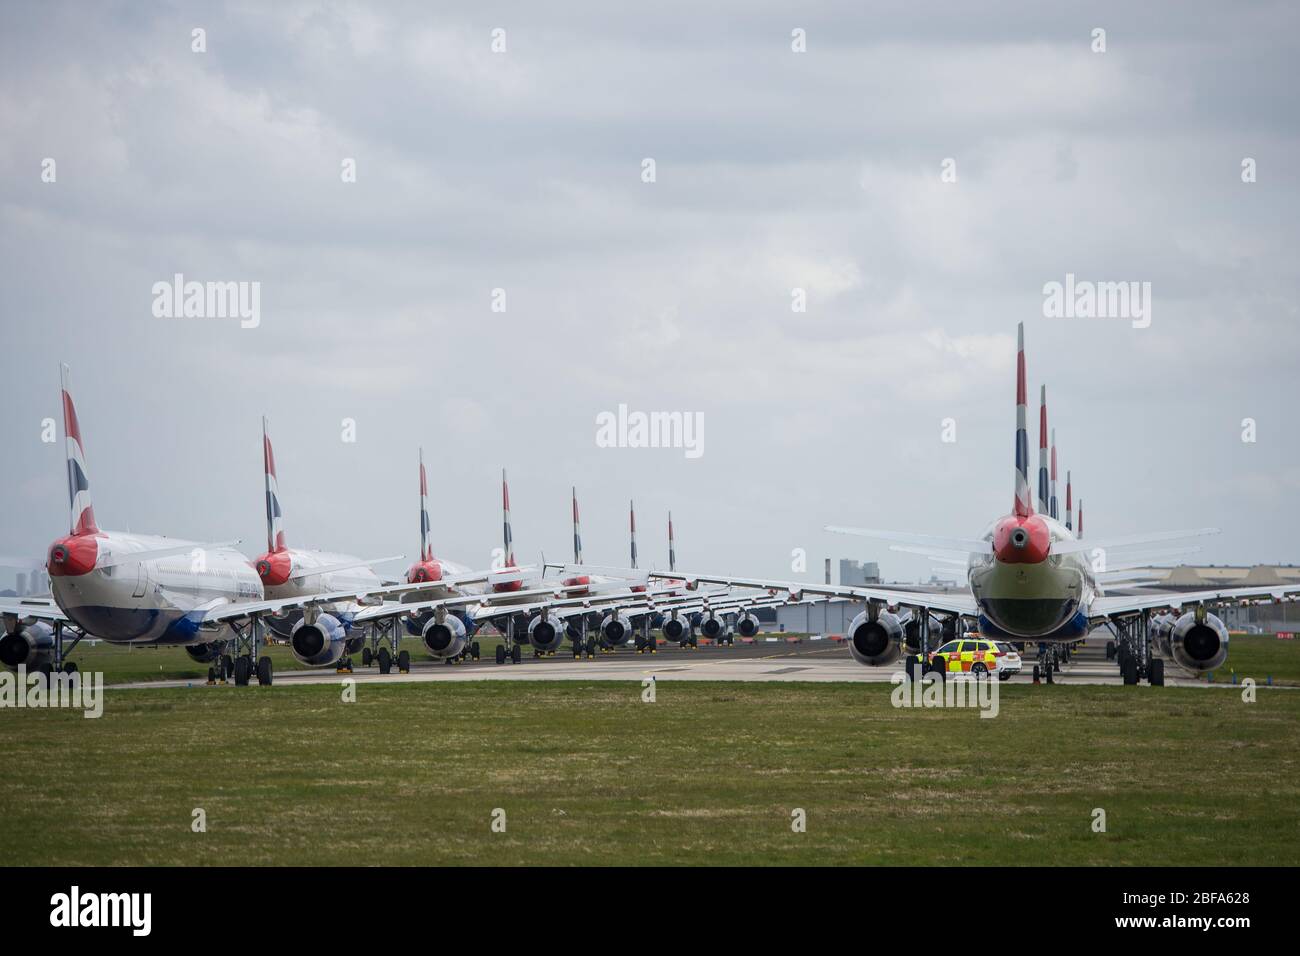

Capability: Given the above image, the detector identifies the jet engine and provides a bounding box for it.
[696,612,726,641]
[184,641,226,664]
[660,615,690,642]
[527,613,565,653]
[598,611,633,648]
[1150,612,1177,658]
[0,621,55,670]
[290,612,348,667]
[1167,609,1229,675]
[847,608,904,666]
[422,613,468,659]
[734,612,760,638]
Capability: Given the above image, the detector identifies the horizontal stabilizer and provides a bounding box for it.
[826,526,993,555]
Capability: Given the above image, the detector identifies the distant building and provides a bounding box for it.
[839,559,881,587]
[16,573,27,596]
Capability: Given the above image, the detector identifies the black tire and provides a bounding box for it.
[1032,663,1041,681]
[397,650,410,672]
[207,666,216,683]
[1149,658,1165,686]
[648,635,657,654]
[63,661,78,674]
[905,655,919,681]
[1045,664,1055,684]
[471,642,481,660]
[1105,640,1116,661]
[511,643,522,664]
[495,645,506,665]
[998,671,1011,681]
[221,654,234,679]
[971,662,988,678]
[689,636,698,648]
[257,656,273,686]
[234,656,251,687]
[1121,656,1138,685]
[362,647,373,667]
[377,647,392,675]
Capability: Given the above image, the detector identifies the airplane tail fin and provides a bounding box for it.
[629,499,638,570]
[419,448,432,561]
[1037,385,1050,515]
[1078,499,1084,538]
[263,417,285,552]
[1013,323,1033,517]
[572,486,583,565]
[59,364,98,536]
[1065,471,1073,532]
[502,469,515,567]
[1050,429,1059,521]
[668,511,676,572]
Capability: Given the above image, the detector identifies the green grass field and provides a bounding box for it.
[4,680,1297,866]
[1210,634,1300,686]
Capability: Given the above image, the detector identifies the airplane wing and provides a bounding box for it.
[1052,528,1219,556]
[1091,583,1300,617]
[0,598,69,622]
[288,555,404,579]
[826,527,993,555]
[643,569,979,617]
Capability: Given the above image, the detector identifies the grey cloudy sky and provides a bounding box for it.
[2,0,1298,584]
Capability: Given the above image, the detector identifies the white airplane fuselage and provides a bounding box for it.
[48,530,263,645]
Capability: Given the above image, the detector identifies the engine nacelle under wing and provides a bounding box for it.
[847,609,904,666]
[422,613,468,659]
[0,622,55,670]
[527,613,565,653]
[1167,610,1229,675]
[290,613,348,667]
[734,612,760,638]
[598,612,633,648]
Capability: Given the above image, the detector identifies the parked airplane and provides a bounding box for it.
[624,324,1300,684]
[253,418,404,672]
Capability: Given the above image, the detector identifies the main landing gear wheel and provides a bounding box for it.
[471,641,481,661]
[1149,658,1165,686]
[397,649,410,673]
[362,647,373,667]
[1121,656,1138,685]
[585,638,597,659]
[233,655,252,687]
[207,666,217,685]
[377,647,392,675]
[495,645,506,665]
[1105,640,1116,661]
[511,644,522,664]
[256,656,273,686]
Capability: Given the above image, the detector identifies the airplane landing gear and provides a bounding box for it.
[228,617,273,686]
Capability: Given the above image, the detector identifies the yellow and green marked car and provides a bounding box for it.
[926,637,1008,679]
